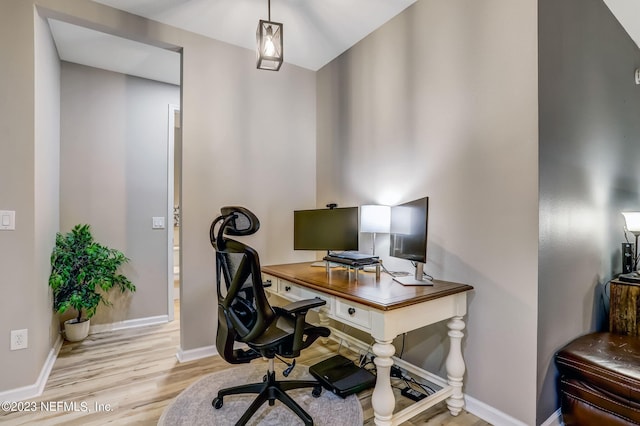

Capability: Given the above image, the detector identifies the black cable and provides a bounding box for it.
[410,261,434,281]
[402,376,435,395]
[359,340,375,367]
[399,333,406,359]
[361,360,376,373]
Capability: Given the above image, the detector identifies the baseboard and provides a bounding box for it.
[0,334,63,402]
[176,345,218,363]
[328,327,533,426]
[540,408,563,426]
[89,314,168,334]
[2,314,169,402]
[464,394,529,426]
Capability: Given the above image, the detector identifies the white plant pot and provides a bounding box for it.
[64,318,90,342]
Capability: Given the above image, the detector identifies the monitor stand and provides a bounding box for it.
[392,263,433,286]
[311,260,340,268]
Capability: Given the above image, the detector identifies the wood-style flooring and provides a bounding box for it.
[0,302,491,425]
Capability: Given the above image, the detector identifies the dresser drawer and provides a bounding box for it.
[335,299,371,331]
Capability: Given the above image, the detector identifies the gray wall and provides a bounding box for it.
[537,0,640,422]
[0,0,317,393]
[0,2,60,392]
[34,2,62,364]
[178,28,317,351]
[317,0,539,423]
[60,62,179,324]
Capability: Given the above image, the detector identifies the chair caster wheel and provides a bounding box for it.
[212,397,223,409]
[312,385,322,398]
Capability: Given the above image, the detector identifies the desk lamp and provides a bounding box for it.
[360,205,390,256]
[621,212,640,283]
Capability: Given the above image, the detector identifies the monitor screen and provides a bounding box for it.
[294,207,359,251]
[389,197,429,263]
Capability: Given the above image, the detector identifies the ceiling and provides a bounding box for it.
[48,19,181,85]
[48,0,640,85]
[603,0,640,50]
[92,0,416,71]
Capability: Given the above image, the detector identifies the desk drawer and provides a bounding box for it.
[262,274,277,296]
[336,299,370,331]
[300,287,334,314]
[279,280,303,300]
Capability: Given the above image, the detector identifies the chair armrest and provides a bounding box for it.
[280,298,326,315]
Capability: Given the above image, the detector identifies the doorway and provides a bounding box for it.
[168,105,181,321]
[47,17,182,327]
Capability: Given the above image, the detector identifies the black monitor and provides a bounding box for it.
[294,207,359,252]
[389,197,431,285]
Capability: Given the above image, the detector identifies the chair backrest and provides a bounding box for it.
[210,206,275,363]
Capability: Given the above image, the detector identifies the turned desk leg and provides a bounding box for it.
[372,340,395,426]
[446,315,466,416]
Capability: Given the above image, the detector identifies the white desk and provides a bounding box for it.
[261,262,473,426]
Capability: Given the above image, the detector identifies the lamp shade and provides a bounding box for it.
[360,205,390,234]
[623,212,640,233]
[256,20,283,71]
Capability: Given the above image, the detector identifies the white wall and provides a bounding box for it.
[317,0,539,423]
[60,62,179,324]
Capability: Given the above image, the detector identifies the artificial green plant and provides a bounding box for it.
[49,224,136,323]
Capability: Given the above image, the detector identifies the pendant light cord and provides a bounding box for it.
[268,0,271,21]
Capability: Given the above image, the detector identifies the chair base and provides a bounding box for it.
[212,369,322,426]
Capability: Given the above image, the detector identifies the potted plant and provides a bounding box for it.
[48,224,136,341]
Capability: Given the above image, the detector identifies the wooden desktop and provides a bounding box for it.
[261,261,473,426]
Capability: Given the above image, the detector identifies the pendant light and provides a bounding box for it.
[256,0,283,71]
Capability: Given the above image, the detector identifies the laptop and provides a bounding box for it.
[329,251,378,261]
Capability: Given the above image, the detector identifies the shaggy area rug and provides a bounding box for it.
[158,363,363,425]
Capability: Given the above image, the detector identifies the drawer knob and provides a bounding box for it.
[348,307,356,316]
[285,286,291,292]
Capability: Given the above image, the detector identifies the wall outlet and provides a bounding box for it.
[11,329,28,350]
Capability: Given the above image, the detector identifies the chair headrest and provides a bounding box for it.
[219,206,260,236]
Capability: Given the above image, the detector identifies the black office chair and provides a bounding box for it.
[209,206,331,426]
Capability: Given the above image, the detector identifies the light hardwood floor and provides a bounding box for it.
[1,302,490,425]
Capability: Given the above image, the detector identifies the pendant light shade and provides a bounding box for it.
[256,0,283,71]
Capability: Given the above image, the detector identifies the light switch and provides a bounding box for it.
[152,217,165,229]
[0,210,15,230]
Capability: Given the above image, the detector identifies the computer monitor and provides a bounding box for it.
[389,197,431,285]
[294,207,359,252]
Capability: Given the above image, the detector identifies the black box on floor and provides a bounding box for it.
[309,354,376,398]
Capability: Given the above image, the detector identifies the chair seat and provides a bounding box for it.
[248,314,329,355]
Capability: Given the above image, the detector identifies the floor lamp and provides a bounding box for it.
[360,205,390,256]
